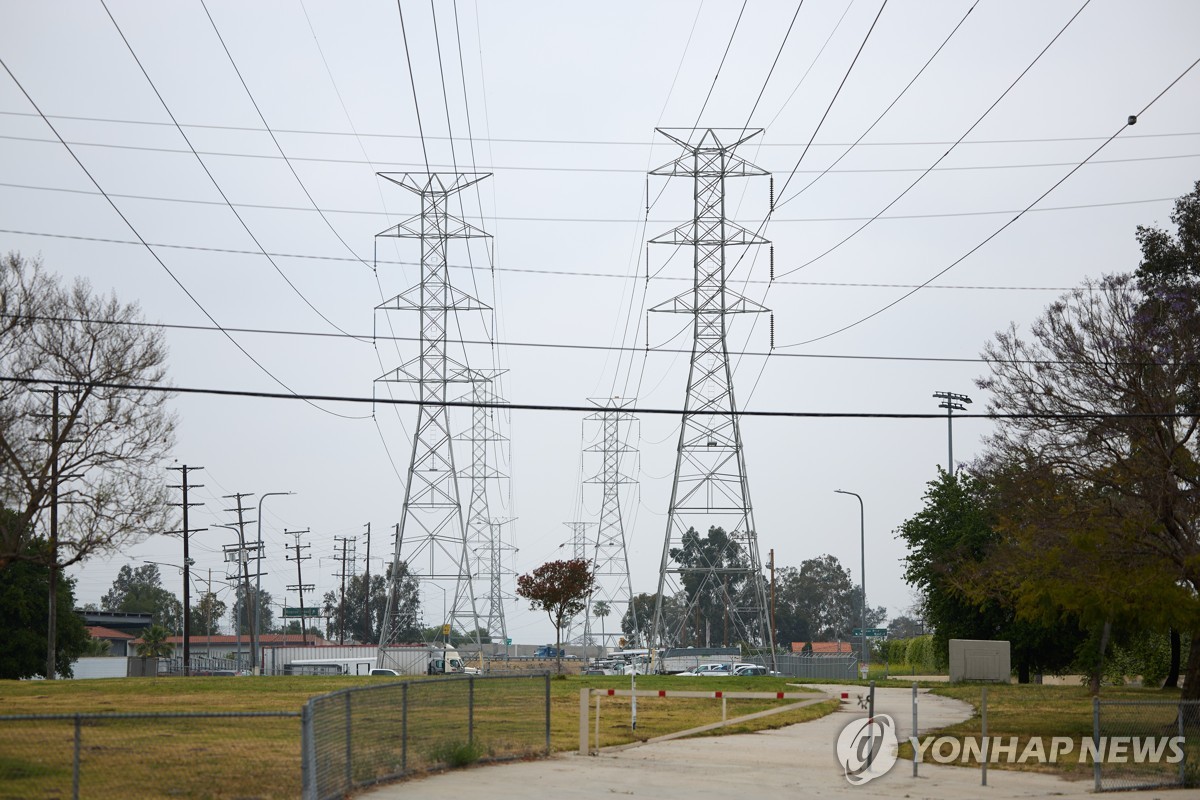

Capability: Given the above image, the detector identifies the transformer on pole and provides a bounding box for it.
[376,172,489,656]
[582,397,639,651]
[647,128,776,663]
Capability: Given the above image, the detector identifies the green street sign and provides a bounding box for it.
[283,607,319,618]
[505,638,512,645]
[852,628,888,637]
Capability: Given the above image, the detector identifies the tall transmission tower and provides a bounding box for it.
[376,172,489,658]
[648,128,776,660]
[456,373,514,651]
[582,397,638,649]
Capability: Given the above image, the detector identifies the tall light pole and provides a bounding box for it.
[255,491,293,668]
[932,391,972,473]
[834,490,867,678]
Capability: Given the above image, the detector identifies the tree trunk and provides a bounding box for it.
[1164,628,1181,689]
[1017,660,1030,684]
[1089,620,1112,696]
[1181,626,1200,701]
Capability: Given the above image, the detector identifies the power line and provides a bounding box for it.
[0,55,362,422]
[3,108,1194,149]
[99,0,366,345]
[8,131,1197,175]
[4,375,1195,421]
[3,179,1182,223]
[778,52,1200,349]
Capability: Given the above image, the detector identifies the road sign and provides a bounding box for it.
[505,638,512,645]
[441,624,452,636]
[282,607,318,618]
[852,628,889,637]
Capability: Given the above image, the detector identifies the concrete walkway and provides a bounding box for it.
[364,683,1196,798]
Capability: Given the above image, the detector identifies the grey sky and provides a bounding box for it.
[2,0,1198,645]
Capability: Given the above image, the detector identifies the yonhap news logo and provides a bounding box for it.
[835,714,898,785]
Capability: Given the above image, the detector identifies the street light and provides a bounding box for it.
[834,490,868,679]
[255,492,293,675]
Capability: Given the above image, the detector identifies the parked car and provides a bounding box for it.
[369,668,400,677]
[732,665,768,676]
[676,663,732,677]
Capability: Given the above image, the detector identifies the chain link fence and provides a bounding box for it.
[750,653,859,679]
[1095,699,1200,791]
[0,711,301,800]
[302,672,551,800]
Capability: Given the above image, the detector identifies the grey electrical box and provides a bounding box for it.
[949,639,1010,682]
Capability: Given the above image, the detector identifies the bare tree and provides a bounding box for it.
[0,252,177,568]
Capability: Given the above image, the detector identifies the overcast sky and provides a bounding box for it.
[2,0,1198,647]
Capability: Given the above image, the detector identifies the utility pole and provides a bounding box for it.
[375,172,489,666]
[932,391,972,473]
[334,536,356,645]
[42,388,61,680]
[222,494,261,673]
[361,523,372,643]
[167,464,204,676]
[582,398,638,651]
[285,529,313,645]
[768,548,777,653]
[648,128,775,668]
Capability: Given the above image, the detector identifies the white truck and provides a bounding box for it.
[264,644,472,676]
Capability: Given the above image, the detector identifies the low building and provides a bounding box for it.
[85,626,135,657]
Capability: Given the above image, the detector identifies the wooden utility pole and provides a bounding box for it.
[333,536,355,645]
[285,529,313,645]
[45,388,60,680]
[168,464,204,675]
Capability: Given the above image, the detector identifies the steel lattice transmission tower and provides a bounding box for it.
[582,398,639,649]
[456,372,515,651]
[648,129,776,659]
[376,172,488,657]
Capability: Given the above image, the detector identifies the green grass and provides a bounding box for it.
[0,673,835,799]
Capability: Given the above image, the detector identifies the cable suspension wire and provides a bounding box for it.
[774,0,1094,278]
[3,108,1195,149]
[0,55,365,422]
[777,52,1200,349]
[4,376,1194,421]
[6,178,1188,222]
[99,0,368,345]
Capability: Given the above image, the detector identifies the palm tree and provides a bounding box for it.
[593,601,610,650]
[136,624,174,658]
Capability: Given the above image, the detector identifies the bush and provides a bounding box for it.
[427,739,486,769]
[905,635,939,672]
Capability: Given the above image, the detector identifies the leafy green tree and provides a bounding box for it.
[517,559,595,673]
[621,591,687,648]
[189,591,226,637]
[83,637,111,657]
[887,614,926,640]
[898,471,1083,682]
[0,525,88,678]
[321,562,419,644]
[101,563,182,632]
[136,624,174,658]
[669,526,748,646]
[1135,179,1199,291]
[230,586,274,636]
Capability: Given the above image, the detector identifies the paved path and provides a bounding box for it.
[365,684,1198,798]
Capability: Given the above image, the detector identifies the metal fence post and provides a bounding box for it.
[867,681,875,768]
[981,686,988,787]
[579,687,589,756]
[73,713,81,800]
[1179,702,1186,787]
[401,683,408,775]
[468,676,475,746]
[344,692,353,792]
[544,673,551,755]
[1092,696,1101,792]
[300,703,315,800]
[912,683,918,778]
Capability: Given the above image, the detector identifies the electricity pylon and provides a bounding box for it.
[456,372,515,652]
[647,129,775,662]
[376,172,488,659]
[582,397,638,650]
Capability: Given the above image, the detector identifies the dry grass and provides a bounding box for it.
[0,673,835,799]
